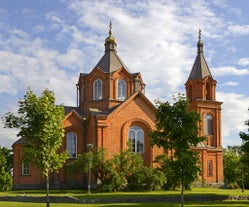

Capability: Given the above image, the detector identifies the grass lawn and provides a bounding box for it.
[1,201,249,207]
[1,188,248,198]
[0,188,249,206]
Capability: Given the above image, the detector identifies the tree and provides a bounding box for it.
[67,146,166,192]
[154,154,182,190]
[2,88,68,207]
[67,147,111,188]
[240,108,249,161]
[240,107,249,190]
[0,147,13,191]
[223,146,241,187]
[0,147,13,174]
[149,95,204,207]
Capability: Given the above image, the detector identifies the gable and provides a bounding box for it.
[111,67,134,80]
[85,67,109,81]
[108,91,156,123]
[63,110,83,130]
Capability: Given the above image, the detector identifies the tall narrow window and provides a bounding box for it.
[189,86,192,101]
[204,114,213,135]
[81,85,84,102]
[207,160,213,176]
[22,163,30,175]
[117,79,126,100]
[93,79,102,100]
[128,126,144,153]
[66,132,77,158]
[206,83,210,100]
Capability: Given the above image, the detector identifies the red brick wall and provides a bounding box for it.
[186,77,224,184]
[13,144,44,188]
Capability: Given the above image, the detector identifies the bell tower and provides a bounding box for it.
[185,30,222,147]
[185,30,223,184]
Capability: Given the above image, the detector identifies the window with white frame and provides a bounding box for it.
[66,132,77,158]
[204,114,213,135]
[93,79,102,100]
[22,163,30,175]
[117,79,126,100]
[128,126,144,154]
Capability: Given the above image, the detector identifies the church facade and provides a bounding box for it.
[12,26,223,189]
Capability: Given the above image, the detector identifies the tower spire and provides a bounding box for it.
[197,29,203,53]
[198,29,202,42]
[187,29,212,80]
[105,21,117,52]
[109,21,112,36]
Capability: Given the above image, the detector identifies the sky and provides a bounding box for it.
[0,0,249,149]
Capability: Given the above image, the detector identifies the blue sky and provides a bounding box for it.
[0,0,249,148]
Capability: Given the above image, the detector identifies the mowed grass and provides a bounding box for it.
[1,201,249,207]
[0,188,248,198]
[0,188,249,206]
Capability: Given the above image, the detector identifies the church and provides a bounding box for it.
[12,24,223,189]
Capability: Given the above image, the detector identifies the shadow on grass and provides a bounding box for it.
[91,201,249,207]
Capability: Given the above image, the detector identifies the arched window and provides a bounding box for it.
[93,79,102,100]
[117,79,126,100]
[204,114,213,135]
[207,160,213,177]
[128,126,144,153]
[66,132,77,158]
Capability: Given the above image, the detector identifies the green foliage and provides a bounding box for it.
[0,147,13,191]
[104,147,166,192]
[2,88,68,176]
[154,154,180,190]
[226,183,240,189]
[2,88,68,206]
[154,153,200,191]
[149,95,205,205]
[0,147,13,174]
[126,165,166,191]
[67,147,111,183]
[239,108,249,189]
[240,108,249,164]
[0,168,12,191]
[68,147,166,192]
[223,146,241,184]
[150,94,204,150]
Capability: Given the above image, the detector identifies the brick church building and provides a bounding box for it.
[12,25,223,189]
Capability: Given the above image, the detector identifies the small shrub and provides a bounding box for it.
[226,183,240,189]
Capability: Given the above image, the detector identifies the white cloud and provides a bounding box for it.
[212,66,249,76]
[227,24,249,36]
[0,123,19,148]
[221,82,238,86]
[238,58,249,66]
[0,74,17,95]
[32,24,45,34]
[217,92,249,147]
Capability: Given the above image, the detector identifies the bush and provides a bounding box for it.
[227,183,240,189]
[0,167,12,191]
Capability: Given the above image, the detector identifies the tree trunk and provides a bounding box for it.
[46,174,50,207]
[242,164,245,193]
[181,181,184,207]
